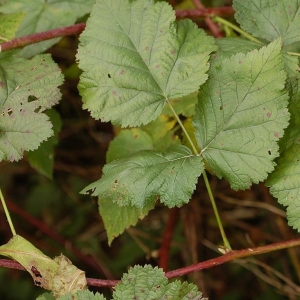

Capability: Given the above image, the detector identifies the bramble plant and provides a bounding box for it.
[0,0,300,299]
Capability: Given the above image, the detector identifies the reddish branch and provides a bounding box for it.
[2,238,300,288]
[192,0,223,38]
[166,238,300,278]
[0,258,120,287]
[158,207,180,271]
[0,7,234,53]
[0,23,86,52]
[7,200,114,279]
[176,7,234,19]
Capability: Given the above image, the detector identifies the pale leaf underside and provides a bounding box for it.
[234,0,300,45]
[193,39,290,190]
[0,54,63,161]
[77,0,216,127]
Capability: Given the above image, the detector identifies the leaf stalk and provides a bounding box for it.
[213,16,263,45]
[166,99,199,155]
[166,99,231,250]
[0,189,16,236]
[202,171,231,250]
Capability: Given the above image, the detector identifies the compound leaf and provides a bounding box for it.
[82,145,204,208]
[77,0,216,127]
[234,0,300,45]
[113,265,206,300]
[0,54,64,162]
[193,39,289,190]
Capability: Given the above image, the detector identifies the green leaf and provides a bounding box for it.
[36,293,55,300]
[0,53,64,162]
[0,236,87,298]
[107,115,179,163]
[27,109,62,179]
[0,235,58,290]
[141,115,179,151]
[162,92,198,117]
[58,290,106,300]
[278,54,300,151]
[233,0,300,45]
[215,38,261,57]
[193,39,290,190]
[182,118,200,153]
[0,0,94,57]
[266,144,300,231]
[77,0,216,127]
[106,128,153,163]
[82,145,204,208]
[99,197,155,245]
[113,265,206,300]
[0,12,25,42]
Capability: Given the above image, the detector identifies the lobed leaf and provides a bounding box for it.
[77,0,216,127]
[193,39,290,190]
[233,0,300,45]
[82,145,204,208]
[113,265,206,300]
[58,290,106,300]
[0,54,64,162]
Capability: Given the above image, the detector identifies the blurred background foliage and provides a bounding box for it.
[0,0,300,299]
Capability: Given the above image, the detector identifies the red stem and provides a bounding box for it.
[86,278,120,288]
[192,0,223,38]
[2,237,300,287]
[0,7,235,53]
[158,207,180,271]
[0,258,120,287]
[176,7,234,19]
[166,238,300,278]
[7,200,114,279]
[0,23,86,52]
